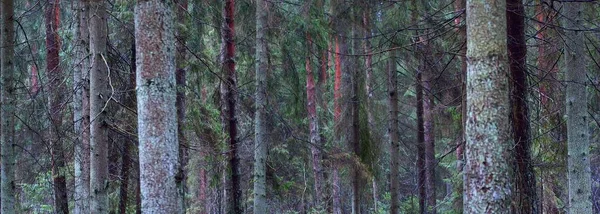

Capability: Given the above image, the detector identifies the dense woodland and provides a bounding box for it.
[0,0,600,213]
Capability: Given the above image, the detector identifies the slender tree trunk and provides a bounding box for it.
[0,0,16,213]
[73,1,91,213]
[175,1,189,212]
[119,139,131,214]
[45,1,69,212]
[464,0,513,212]
[253,0,269,213]
[453,0,466,212]
[563,2,593,213]
[306,33,325,210]
[350,5,362,214]
[119,42,137,214]
[454,0,466,171]
[89,0,109,212]
[388,50,400,214]
[135,0,179,212]
[507,0,536,212]
[423,65,436,214]
[220,0,241,213]
[416,67,426,214]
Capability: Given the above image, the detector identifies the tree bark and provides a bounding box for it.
[419,35,437,213]
[220,0,242,213]
[416,66,426,214]
[73,0,90,213]
[175,0,189,212]
[563,2,593,213]
[89,0,109,212]
[464,0,513,212]
[388,50,400,214]
[1,0,16,213]
[507,0,536,212]
[253,0,269,213]
[135,0,179,212]
[45,1,69,212]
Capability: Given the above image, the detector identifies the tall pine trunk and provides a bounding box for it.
[45,1,69,212]
[0,0,16,213]
[73,0,90,213]
[388,50,400,214]
[464,0,513,212]
[89,0,109,212]
[507,0,536,212]
[135,0,179,212]
[220,0,242,213]
[563,2,593,213]
[253,0,269,213]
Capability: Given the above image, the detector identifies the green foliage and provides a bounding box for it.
[20,171,54,213]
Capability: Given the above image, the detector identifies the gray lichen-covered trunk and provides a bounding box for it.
[73,1,90,213]
[135,0,179,213]
[387,50,400,214]
[89,0,109,212]
[1,0,16,213]
[563,2,593,213]
[463,0,514,213]
[253,0,269,213]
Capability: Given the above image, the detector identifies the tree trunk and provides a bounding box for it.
[135,0,179,212]
[253,0,269,213]
[175,0,189,212]
[388,50,400,214]
[119,41,137,214]
[563,2,593,213]
[423,65,436,214]
[464,0,513,212]
[507,0,536,212]
[73,0,90,213]
[89,0,109,212]
[221,0,242,213]
[416,66,426,214]
[45,1,69,212]
[1,0,16,213]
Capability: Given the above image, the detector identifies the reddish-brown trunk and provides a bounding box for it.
[45,0,68,213]
[306,33,324,206]
[334,37,342,122]
[507,0,536,212]
[222,0,241,213]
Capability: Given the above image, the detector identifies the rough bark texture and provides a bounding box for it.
[388,50,400,214]
[563,2,593,213]
[306,34,325,210]
[506,0,536,212]
[175,0,189,212]
[422,46,436,214]
[45,1,69,212]
[135,1,179,213]
[89,0,109,212]
[0,0,16,213]
[221,0,242,213]
[73,1,90,213]
[463,0,513,213]
[253,0,269,213]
